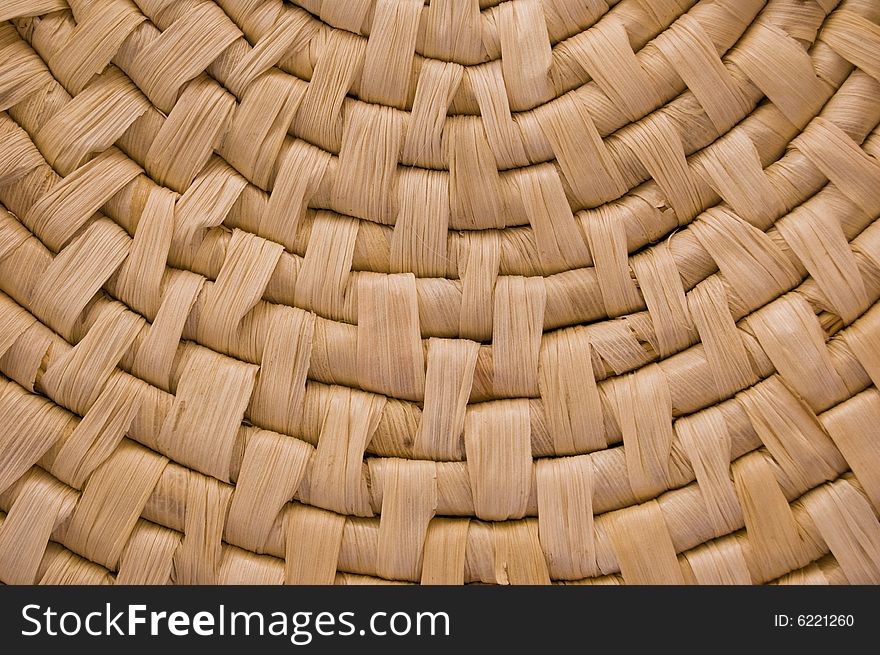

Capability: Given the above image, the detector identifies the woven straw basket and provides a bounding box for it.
[0,0,878,587]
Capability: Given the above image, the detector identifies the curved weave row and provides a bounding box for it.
[0,0,879,585]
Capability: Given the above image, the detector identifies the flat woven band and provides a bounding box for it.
[0,0,879,585]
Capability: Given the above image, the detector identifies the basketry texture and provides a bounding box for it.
[0,0,879,586]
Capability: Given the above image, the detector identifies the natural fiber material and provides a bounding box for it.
[0,0,879,586]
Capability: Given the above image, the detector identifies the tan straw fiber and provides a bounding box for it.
[0,0,879,586]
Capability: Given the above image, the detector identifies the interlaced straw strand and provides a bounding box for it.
[0,0,878,586]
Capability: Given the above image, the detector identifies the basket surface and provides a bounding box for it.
[0,0,879,585]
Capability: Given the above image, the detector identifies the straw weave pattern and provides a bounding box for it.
[0,0,879,585]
